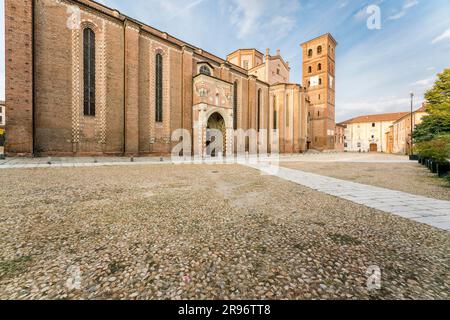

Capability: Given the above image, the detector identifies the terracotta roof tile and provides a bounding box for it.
[342,112,410,124]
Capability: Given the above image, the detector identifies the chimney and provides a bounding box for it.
[276,49,280,56]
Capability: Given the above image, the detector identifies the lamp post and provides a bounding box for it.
[410,91,414,157]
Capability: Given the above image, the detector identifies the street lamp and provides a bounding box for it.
[410,91,414,157]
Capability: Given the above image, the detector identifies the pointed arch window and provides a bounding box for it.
[83,28,96,116]
[155,53,163,122]
[233,81,238,130]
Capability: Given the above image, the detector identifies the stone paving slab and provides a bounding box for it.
[248,163,450,232]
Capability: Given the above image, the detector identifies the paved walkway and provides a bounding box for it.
[248,163,450,232]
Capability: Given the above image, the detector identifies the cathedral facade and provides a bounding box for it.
[5,0,336,156]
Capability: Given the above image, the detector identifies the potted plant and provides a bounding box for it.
[418,136,450,175]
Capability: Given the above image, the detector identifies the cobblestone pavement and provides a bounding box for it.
[281,161,450,201]
[0,165,449,300]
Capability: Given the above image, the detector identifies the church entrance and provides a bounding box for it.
[206,112,226,157]
[370,143,378,152]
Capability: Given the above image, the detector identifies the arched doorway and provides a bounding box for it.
[206,112,226,157]
[370,143,378,152]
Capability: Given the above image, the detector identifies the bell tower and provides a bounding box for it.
[301,33,337,150]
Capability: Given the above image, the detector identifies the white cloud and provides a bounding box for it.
[228,0,300,40]
[166,0,208,20]
[388,0,419,20]
[410,77,434,87]
[339,1,349,9]
[431,27,450,44]
[403,0,419,9]
[338,96,422,122]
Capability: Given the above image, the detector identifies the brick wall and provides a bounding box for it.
[5,0,311,156]
[5,0,34,155]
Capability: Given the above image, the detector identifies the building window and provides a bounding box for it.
[155,53,163,122]
[277,69,280,75]
[257,89,261,131]
[372,123,376,127]
[83,28,96,116]
[243,60,249,69]
[308,66,312,73]
[308,49,313,57]
[233,81,238,130]
[199,65,211,76]
[319,78,322,85]
[318,63,322,71]
[318,94,321,100]
[317,46,322,55]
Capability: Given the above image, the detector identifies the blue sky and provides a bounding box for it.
[1,0,450,121]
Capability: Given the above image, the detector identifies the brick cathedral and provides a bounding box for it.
[5,0,337,156]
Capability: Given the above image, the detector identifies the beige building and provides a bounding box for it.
[386,105,428,155]
[5,0,335,157]
[341,112,408,152]
[0,101,5,130]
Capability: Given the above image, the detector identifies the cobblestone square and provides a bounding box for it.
[0,162,448,300]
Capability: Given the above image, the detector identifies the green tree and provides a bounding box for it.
[414,68,450,143]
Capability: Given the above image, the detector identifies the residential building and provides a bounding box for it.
[341,112,409,152]
[0,101,5,134]
[387,105,428,155]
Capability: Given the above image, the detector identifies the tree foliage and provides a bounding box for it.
[413,68,450,162]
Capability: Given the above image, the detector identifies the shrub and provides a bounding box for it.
[415,135,450,164]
